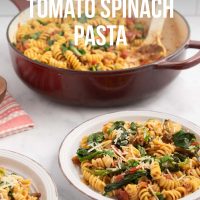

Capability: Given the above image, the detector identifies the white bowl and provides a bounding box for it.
[59,110,200,200]
[0,149,58,200]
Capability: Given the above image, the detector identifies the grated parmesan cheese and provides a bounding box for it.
[111,145,127,162]
[113,129,124,144]
[0,174,19,189]
[178,174,186,181]
[166,169,175,180]
[148,185,159,200]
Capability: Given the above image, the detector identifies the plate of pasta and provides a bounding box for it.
[0,149,58,200]
[59,111,200,200]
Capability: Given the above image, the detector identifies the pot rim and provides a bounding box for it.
[7,8,191,75]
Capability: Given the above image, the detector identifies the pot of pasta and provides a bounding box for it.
[7,0,200,106]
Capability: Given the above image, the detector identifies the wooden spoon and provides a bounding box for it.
[138,2,167,56]
[0,76,7,104]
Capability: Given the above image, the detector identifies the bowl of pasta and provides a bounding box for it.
[59,110,200,200]
[7,0,200,106]
[0,149,58,200]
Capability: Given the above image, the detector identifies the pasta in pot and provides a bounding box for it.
[72,119,200,200]
[0,168,40,200]
[14,9,165,71]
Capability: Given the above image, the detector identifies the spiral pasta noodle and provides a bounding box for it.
[148,138,175,157]
[64,50,83,70]
[138,183,152,200]
[82,169,105,193]
[92,155,113,168]
[24,48,41,60]
[49,57,67,69]
[151,161,162,180]
[124,184,138,200]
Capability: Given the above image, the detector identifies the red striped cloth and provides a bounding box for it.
[0,93,34,138]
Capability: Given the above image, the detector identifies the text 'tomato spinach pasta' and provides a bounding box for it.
[14,7,166,71]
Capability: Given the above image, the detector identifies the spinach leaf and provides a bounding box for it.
[91,161,139,177]
[92,168,122,176]
[45,47,51,52]
[91,42,110,51]
[47,39,55,46]
[130,122,137,134]
[69,46,84,56]
[68,41,86,56]
[78,48,86,55]
[8,189,14,200]
[160,155,173,163]
[159,155,179,172]
[173,130,196,149]
[92,165,128,177]
[137,145,147,156]
[88,132,104,146]
[31,32,41,40]
[143,127,151,142]
[92,169,113,176]
[108,121,125,134]
[115,129,129,147]
[77,148,88,158]
[22,34,30,42]
[105,170,147,192]
[37,19,48,26]
[135,23,144,31]
[109,121,131,147]
[173,152,187,162]
[78,13,88,23]
[76,148,114,162]
[59,31,64,36]
[89,65,99,71]
[102,42,111,51]
[127,160,139,168]
[61,44,69,53]
[156,193,165,200]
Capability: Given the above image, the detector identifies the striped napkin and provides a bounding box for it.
[0,93,34,138]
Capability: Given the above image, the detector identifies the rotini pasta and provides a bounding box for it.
[82,168,105,193]
[72,118,200,200]
[124,184,138,200]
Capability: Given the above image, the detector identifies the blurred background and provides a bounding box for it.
[0,0,200,17]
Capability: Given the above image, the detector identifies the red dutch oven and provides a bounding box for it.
[7,0,200,107]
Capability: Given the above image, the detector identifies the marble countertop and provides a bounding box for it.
[0,15,200,200]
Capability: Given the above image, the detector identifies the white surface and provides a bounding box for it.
[174,0,198,16]
[0,149,58,200]
[0,14,200,200]
[198,1,200,15]
[59,111,200,200]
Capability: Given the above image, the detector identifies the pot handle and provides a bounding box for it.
[155,40,200,70]
[10,0,30,11]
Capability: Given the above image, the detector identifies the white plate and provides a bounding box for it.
[59,110,200,200]
[0,149,58,200]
